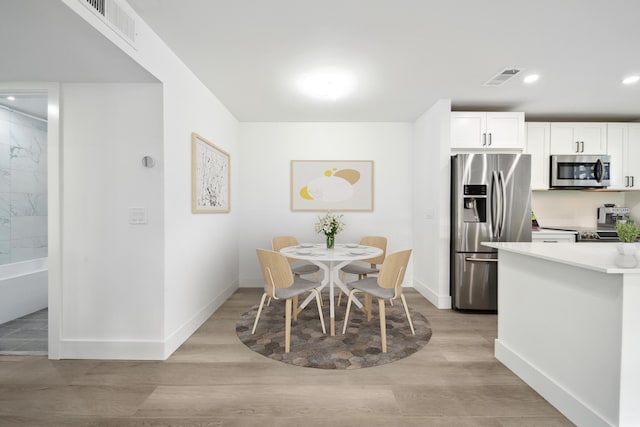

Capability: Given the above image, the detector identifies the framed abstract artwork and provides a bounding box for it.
[290,160,374,211]
[191,133,230,213]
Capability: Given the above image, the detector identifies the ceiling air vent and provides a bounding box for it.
[81,0,137,48]
[483,68,521,87]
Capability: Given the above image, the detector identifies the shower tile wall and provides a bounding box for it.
[0,108,47,264]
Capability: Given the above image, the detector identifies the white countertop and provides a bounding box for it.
[482,241,640,274]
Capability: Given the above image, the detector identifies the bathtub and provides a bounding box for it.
[0,258,48,325]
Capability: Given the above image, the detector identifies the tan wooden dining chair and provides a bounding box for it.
[254,249,326,352]
[272,235,322,319]
[337,236,387,306]
[342,249,414,353]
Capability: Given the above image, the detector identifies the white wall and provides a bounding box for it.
[61,83,165,358]
[238,122,413,286]
[61,0,240,359]
[412,100,452,308]
[626,192,640,223]
[532,191,627,228]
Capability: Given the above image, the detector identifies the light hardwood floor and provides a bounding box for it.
[0,289,574,426]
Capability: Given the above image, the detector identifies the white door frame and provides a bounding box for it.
[0,82,61,359]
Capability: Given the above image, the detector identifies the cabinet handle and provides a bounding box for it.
[632,176,635,187]
[575,141,580,153]
[482,133,486,146]
[580,141,585,152]
[625,176,630,187]
[488,133,492,146]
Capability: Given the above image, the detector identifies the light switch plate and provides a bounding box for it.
[129,208,148,225]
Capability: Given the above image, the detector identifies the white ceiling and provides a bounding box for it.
[0,0,158,120]
[127,0,640,122]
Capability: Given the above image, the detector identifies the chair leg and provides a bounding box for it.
[342,289,358,334]
[267,297,272,306]
[285,298,292,353]
[313,289,326,334]
[400,294,415,335]
[251,292,267,334]
[365,293,372,322]
[378,298,387,353]
[293,295,299,321]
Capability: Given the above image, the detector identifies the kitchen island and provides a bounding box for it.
[483,242,640,427]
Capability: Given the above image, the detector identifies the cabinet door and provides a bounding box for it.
[627,124,640,189]
[576,123,607,154]
[526,122,550,190]
[531,232,576,243]
[550,123,607,154]
[486,112,525,149]
[451,112,485,148]
[549,123,578,154]
[607,123,627,190]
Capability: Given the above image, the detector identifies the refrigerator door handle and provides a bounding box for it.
[465,257,499,263]
[491,171,499,237]
[498,170,506,238]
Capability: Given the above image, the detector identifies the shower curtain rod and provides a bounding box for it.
[0,103,48,124]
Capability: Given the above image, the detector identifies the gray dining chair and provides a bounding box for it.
[342,249,414,353]
[253,248,326,352]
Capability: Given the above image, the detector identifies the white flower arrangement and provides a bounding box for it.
[314,212,345,237]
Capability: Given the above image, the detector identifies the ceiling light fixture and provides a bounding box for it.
[6,96,15,101]
[523,74,540,84]
[622,75,639,85]
[298,69,355,100]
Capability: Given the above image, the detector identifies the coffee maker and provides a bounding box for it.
[597,204,630,229]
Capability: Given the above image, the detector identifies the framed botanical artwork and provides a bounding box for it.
[191,132,230,213]
[291,160,374,211]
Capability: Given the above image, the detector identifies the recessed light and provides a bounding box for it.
[523,74,540,84]
[6,96,15,101]
[622,75,639,85]
[298,69,355,100]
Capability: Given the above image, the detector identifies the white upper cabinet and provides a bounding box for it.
[549,122,607,154]
[629,124,640,189]
[451,112,525,150]
[608,123,640,190]
[525,122,550,190]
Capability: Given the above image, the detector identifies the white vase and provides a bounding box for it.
[615,243,638,268]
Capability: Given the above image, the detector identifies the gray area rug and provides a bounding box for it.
[236,296,432,369]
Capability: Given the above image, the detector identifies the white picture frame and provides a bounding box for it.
[192,132,230,213]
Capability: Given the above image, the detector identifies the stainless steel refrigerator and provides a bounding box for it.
[450,153,531,311]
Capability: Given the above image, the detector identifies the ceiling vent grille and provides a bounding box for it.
[81,0,136,48]
[483,68,521,87]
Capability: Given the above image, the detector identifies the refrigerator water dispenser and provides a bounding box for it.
[463,185,487,223]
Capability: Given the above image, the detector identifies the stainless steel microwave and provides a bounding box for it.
[550,155,610,188]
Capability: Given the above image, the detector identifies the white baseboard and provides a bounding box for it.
[412,279,451,309]
[239,278,264,288]
[163,280,239,358]
[59,280,240,360]
[59,338,165,360]
[495,339,612,427]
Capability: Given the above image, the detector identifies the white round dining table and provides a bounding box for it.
[280,243,383,336]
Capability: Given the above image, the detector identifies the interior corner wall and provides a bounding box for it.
[412,99,452,309]
[61,83,165,359]
[237,122,413,286]
[61,0,241,359]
